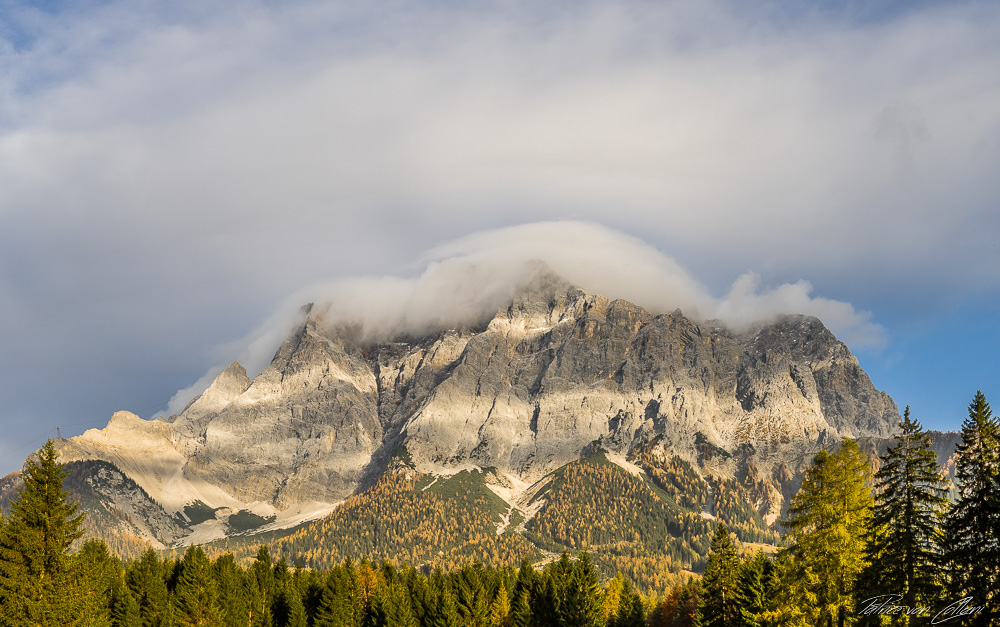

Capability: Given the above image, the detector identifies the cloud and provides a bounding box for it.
[0,0,996,465]
[165,221,884,415]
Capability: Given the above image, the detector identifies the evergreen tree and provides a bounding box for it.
[213,553,249,627]
[559,553,603,627]
[509,560,534,627]
[695,523,743,627]
[248,546,276,627]
[126,548,171,627]
[372,579,417,627]
[173,544,224,627]
[77,538,122,624]
[489,579,510,627]
[429,575,460,627]
[779,440,873,627]
[110,574,142,627]
[613,577,646,627]
[862,406,949,619]
[943,391,1000,625]
[736,550,775,627]
[0,439,99,626]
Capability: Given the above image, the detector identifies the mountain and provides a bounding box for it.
[3,272,923,579]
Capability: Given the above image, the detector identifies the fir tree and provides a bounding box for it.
[110,574,142,627]
[489,579,511,627]
[248,546,276,627]
[613,577,646,627]
[943,391,1000,625]
[861,406,949,619]
[173,545,224,627]
[126,548,171,627]
[0,439,98,626]
[779,440,873,627]
[213,553,249,627]
[509,559,535,627]
[737,550,775,627]
[695,523,743,627]
[561,552,603,627]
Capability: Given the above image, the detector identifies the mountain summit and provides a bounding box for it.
[35,274,897,551]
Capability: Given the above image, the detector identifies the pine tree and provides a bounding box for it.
[173,544,224,627]
[695,523,743,627]
[943,391,1000,625]
[0,439,100,626]
[861,406,949,619]
[779,440,873,627]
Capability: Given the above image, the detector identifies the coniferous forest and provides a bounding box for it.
[0,392,998,626]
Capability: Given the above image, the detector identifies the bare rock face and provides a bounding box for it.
[49,274,900,546]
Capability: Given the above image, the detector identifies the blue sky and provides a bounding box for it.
[0,0,998,473]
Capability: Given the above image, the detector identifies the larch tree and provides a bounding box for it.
[779,439,873,627]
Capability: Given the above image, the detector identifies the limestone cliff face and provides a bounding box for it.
[49,277,900,546]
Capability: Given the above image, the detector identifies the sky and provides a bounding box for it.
[0,0,998,474]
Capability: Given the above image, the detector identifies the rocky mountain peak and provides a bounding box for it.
[173,361,252,434]
[46,278,901,548]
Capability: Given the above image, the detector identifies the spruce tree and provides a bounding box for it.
[779,440,873,627]
[862,406,949,618]
[173,544,224,627]
[248,546,276,627]
[110,574,142,627]
[0,439,97,626]
[613,578,646,627]
[509,559,535,627]
[126,548,171,627]
[737,550,775,627]
[943,391,1000,625]
[213,553,250,627]
[695,523,743,627]
[560,553,603,627]
[489,580,510,627]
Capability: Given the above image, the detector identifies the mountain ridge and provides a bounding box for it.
[7,273,908,559]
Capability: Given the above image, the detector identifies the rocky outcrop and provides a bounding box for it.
[47,274,901,546]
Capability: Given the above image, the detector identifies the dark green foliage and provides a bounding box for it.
[943,391,1000,625]
[0,439,103,625]
[173,544,224,626]
[862,406,949,616]
[695,523,743,627]
[126,548,172,627]
[110,575,142,627]
[612,577,646,627]
[213,552,249,627]
[736,551,774,627]
[248,545,276,627]
[182,501,219,526]
[227,509,278,533]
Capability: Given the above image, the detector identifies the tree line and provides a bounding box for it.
[0,391,997,626]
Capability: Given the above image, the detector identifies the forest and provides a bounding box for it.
[0,392,997,626]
